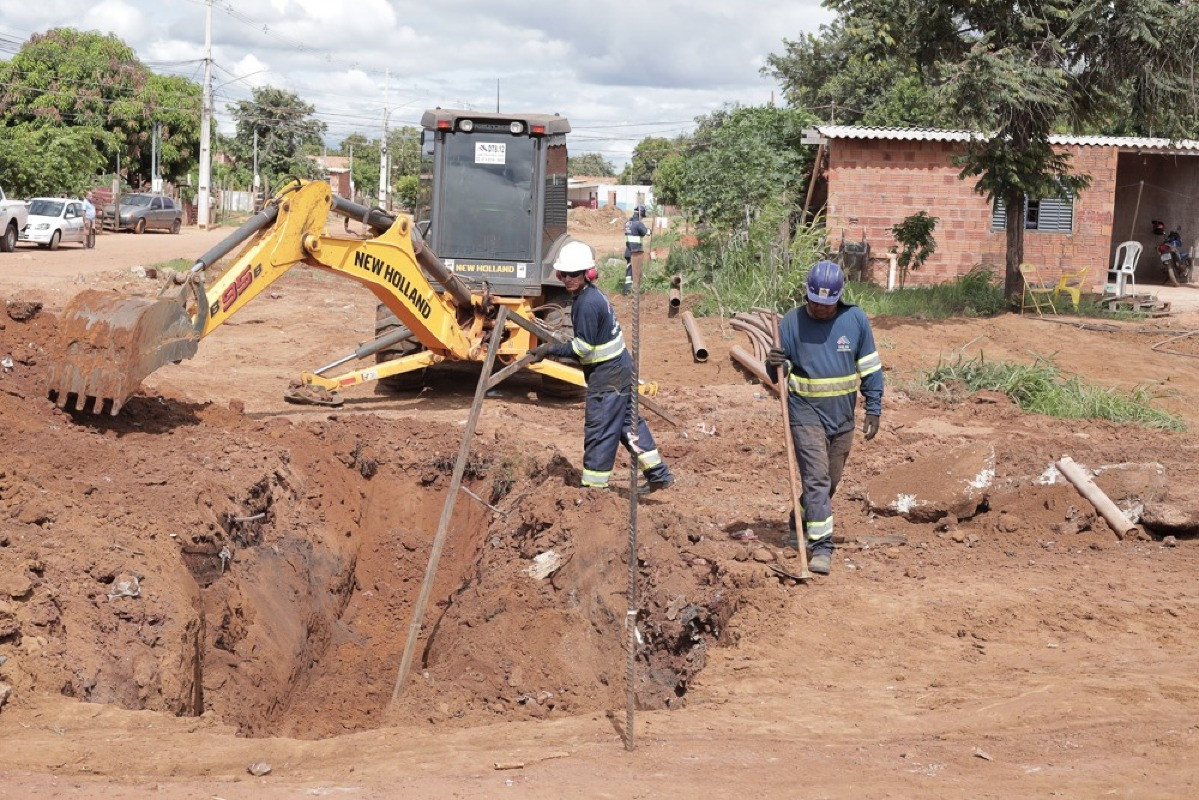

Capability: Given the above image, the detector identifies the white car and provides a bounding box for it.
[19,197,88,249]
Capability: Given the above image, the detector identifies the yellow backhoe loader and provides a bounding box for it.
[47,109,667,418]
[47,178,599,414]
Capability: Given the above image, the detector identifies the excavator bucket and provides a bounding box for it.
[47,289,199,415]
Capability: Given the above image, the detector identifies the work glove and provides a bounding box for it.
[764,347,788,370]
[862,414,880,441]
[527,343,554,363]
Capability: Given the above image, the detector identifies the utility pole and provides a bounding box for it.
[198,0,213,228]
[378,68,389,210]
[348,142,355,201]
[252,129,261,209]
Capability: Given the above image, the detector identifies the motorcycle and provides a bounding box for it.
[1151,220,1194,286]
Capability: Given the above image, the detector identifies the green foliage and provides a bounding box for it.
[925,354,1185,432]
[762,20,950,127]
[620,137,679,184]
[666,104,817,231]
[393,175,420,211]
[0,123,112,197]
[826,0,1199,299]
[0,27,200,194]
[890,211,938,287]
[568,152,616,178]
[664,207,828,315]
[225,86,327,186]
[851,266,1007,318]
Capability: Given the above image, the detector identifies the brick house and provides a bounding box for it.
[816,126,1199,289]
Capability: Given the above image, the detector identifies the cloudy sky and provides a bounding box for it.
[0,0,832,167]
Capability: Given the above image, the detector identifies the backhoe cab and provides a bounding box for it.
[372,109,580,391]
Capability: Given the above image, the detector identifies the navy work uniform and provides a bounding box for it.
[772,302,883,554]
[548,282,673,489]
[622,212,648,294]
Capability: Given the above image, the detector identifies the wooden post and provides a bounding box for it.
[390,306,511,705]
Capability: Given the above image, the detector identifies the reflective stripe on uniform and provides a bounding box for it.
[637,449,662,470]
[857,350,882,377]
[571,331,626,365]
[805,515,833,541]
[787,371,860,398]
[625,235,643,244]
[582,468,611,487]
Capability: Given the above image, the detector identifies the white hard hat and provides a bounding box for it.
[553,240,595,274]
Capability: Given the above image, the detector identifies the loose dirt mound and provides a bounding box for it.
[567,206,629,232]
[3,272,1199,796]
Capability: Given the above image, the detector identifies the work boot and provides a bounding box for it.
[638,470,676,494]
[808,553,832,575]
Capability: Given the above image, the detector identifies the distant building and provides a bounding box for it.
[310,154,352,197]
[567,178,653,213]
[816,125,1199,289]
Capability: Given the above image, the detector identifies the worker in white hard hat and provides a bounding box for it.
[529,240,675,493]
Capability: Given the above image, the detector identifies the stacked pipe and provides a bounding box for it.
[729,308,782,395]
[668,274,683,313]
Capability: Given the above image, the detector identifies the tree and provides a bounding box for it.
[0,27,200,194]
[619,137,678,184]
[666,104,816,230]
[0,125,109,197]
[226,86,327,188]
[827,0,1199,299]
[568,152,615,178]
[763,20,949,127]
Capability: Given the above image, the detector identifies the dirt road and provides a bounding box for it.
[1,220,1198,799]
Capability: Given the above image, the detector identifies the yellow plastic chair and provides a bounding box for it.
[1053,265,1090,310]
[1018,263,1058,316]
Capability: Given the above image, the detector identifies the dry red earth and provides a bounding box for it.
[1,223,1199,798]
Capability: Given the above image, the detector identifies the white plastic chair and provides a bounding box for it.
[1107,241,1142,298]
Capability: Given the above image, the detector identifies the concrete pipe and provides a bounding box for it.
[681,311,709,362]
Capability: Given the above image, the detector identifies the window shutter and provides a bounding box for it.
[1037,194,1074,233]
[991,198,1007,231]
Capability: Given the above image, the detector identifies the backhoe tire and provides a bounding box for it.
[373,303,427,392]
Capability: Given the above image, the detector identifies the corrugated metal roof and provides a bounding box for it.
[814,125,1199,152]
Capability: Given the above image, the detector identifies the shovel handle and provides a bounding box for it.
[771,316,811,578]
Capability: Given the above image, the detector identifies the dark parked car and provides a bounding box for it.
[102,193,183,234]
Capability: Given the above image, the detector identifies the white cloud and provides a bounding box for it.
[0,0,833,166]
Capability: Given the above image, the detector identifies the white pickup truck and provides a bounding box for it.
[0,184,29,253]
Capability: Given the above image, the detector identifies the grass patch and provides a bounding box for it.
[850,266,1007,318]
[925,354,1185,431]
[149,257,192,272]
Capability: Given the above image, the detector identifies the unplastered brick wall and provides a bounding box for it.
[826,138,1117,289]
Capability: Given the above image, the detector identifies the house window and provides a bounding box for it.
[991,192,1074,233]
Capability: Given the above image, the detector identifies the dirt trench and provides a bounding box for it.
[0,308,740,739]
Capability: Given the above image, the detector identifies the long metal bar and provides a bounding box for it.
[771,316,812,579]
[680,311,708,362]
[390,305,510,705]
[625,252,645,751]
[330,195,474,310]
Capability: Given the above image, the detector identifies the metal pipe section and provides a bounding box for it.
[312,325,414,375]
[669,274,682,310]
[331,195,474,310]
[730,345,779,395]
[681,311,708,362]
[190,205,279,272]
